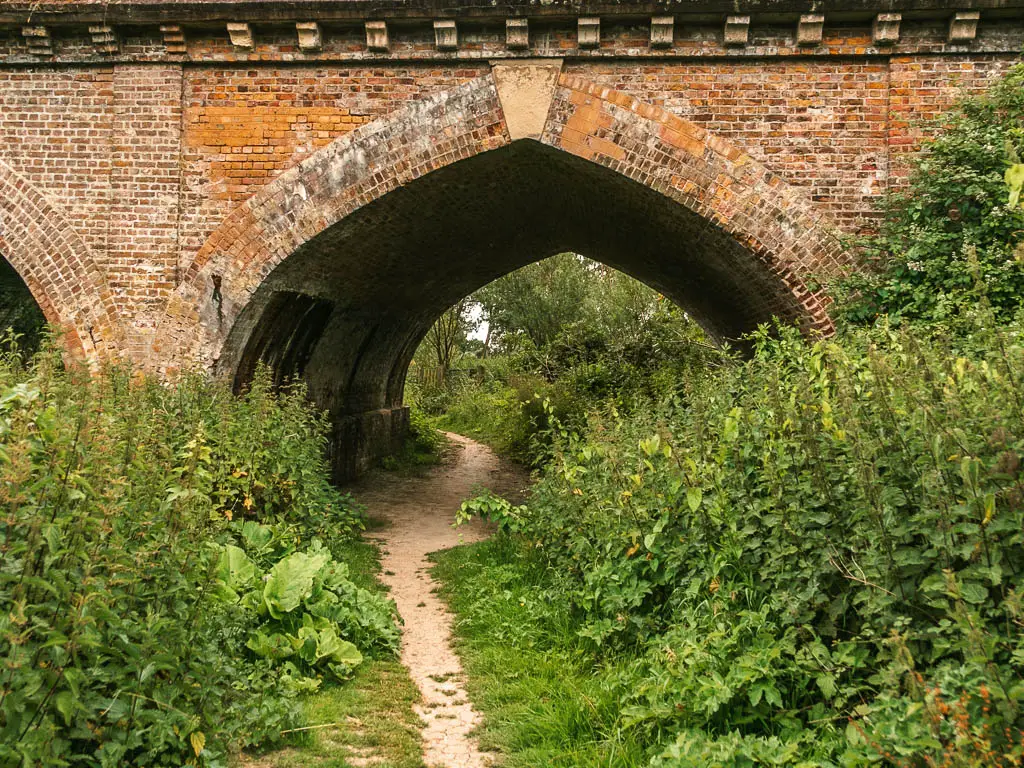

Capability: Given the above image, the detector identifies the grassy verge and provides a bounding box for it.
[380,410,450,475]
[429,536,648,768]
[236,530,425,768]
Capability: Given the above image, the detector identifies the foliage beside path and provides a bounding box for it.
[236,532,425,768]
[445,317,1024,766]
[0,351,400,767]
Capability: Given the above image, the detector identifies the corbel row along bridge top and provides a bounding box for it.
[0,0,1021,61]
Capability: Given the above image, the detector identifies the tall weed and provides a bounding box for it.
[0,350,393,766]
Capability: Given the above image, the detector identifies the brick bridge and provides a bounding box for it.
[0,0,1020,476]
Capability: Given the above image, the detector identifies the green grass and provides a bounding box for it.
[429,536,648,768]
[234,533,425,768]
[235,660,424,768]
[379,426,450,476]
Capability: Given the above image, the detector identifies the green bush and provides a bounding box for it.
[462,317,1024,764]
[407,406,445,457]
[839,62,1024,328]
[0,350,397,767]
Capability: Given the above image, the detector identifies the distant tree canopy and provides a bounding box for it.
[472,253,701,358]
[418,298,477,378]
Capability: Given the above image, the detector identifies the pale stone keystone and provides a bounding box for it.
[434,20,458,51]
[491,59,563,141]
[88,25,118,55]
[578,17,600,49]
[506,18,529,50]
[21,26,52,56]
[724,15,750,47]
[650,16,674,48]
[365,20,389,51]
[226,22,254,49]
[160,24,186,55]
[948,10,980,42]
[796,14,824,46]
[296,22,322,51]
[872,13,902,45]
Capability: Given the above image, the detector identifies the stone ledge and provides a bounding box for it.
[3,0,1024,25]
[1,15,1022,63]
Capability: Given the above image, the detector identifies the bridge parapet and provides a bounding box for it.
[0,1,1021,63]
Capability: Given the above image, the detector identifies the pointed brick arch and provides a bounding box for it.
[0,159,122,361]
[153,65,847,375]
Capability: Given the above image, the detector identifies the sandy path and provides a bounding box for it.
[353,433,527,768]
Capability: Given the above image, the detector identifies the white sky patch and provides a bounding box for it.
[466,302,488,341]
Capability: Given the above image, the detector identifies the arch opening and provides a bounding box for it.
[221,140,824,479]
[0,253,47,355]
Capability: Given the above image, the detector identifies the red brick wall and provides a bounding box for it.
[109,65,183,338]
[0,51,1018,354]
[888,55,1019,183]
[570,60,891,231]
[0,67,114,255]
[178,64,487,262]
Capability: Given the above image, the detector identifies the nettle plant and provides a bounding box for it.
[0,353,396,767]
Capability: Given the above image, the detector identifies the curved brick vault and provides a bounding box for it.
[154,63,848,477]
[0,159,122,360]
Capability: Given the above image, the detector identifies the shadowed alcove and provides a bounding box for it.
[0,255,46,354]
[219,141,819,478]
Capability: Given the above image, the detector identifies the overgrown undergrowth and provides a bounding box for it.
[0,350,400,767]
[235,530,424,768]
[445,317,1024,766]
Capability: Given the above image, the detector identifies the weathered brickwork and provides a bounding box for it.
[568,60,891,230]
[888,55,1020,182]
[0,158,122,359]
[1,51,1013,333]
[0,67,114,256]
[178,64,486,264]
[0,0,1021,473]
[108,65,183,336]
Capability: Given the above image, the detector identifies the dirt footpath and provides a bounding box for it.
[353,434,528,768]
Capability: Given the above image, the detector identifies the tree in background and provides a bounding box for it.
[473,253,594,351]
[410,253,722,462]
[418,298,476,383]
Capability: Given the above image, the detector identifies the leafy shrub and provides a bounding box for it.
[380,406,446,470]
[461,317,1024,764]
[405,377,451,416]
[0,350,397,766]
[839,63,1024,327]
[0,260,47,356]
[216,535,398,683]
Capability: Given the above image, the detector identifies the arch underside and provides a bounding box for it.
[160,68,847,478]
[225,140,817,427]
